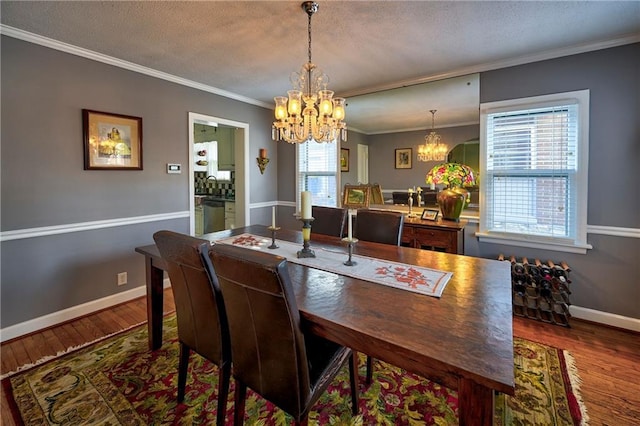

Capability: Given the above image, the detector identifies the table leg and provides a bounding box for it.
[458,378,494,426]
[145,256,165,350]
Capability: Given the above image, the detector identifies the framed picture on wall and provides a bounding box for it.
[395,148,412,169]
[340,148,349,172]
[83,109,143,170]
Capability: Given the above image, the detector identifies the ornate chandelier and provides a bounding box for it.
[272,1,347,144]
[417,110,447,162]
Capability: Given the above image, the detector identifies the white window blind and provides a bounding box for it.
[479,90,591,253]
[297,142,339,208]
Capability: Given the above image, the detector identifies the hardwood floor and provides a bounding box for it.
[2,289,639,425]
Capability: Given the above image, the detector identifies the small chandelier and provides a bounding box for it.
[417,110,447,162]
[272,1,347,144]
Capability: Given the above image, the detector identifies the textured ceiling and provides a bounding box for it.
[2,1,639,133]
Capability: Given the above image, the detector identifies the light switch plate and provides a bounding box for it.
[167,163,181,174]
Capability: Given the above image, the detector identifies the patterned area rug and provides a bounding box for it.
[3,314,588,425]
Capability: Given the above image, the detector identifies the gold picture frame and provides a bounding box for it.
[340,148,349,172]
[83,109,143,170]
[342,184,371,209]
[369,183,384,205]
[395,148,412,169]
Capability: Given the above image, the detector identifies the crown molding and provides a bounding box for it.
[340,33,640,98]
[0,25,272,109]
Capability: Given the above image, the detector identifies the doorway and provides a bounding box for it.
[188,112,249,235]
[357,144,369,184]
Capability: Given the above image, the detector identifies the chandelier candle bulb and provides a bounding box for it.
[301,191,312,219]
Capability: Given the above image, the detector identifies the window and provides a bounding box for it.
[478,90,591,253]
[297,142,339,208]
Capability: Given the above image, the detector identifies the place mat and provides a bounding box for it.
[215,233,452,298]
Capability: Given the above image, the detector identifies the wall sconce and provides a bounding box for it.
[257,148,270,174]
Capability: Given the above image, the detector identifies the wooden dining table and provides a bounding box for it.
[135,224,514,425]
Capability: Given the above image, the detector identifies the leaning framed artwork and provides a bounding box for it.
[342,184,371,209]
[395,148,412,169]
[340,148,350,172]
[83,109,143,170]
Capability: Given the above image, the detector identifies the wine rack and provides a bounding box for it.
[498,254,572,327]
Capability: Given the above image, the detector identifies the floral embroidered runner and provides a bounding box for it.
[215,233,452,298]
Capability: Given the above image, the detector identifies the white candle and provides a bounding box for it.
[271,206,276,228]
[301,191,312,219]
[347,210,353,240]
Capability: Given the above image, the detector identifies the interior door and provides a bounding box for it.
[357,144,369,184]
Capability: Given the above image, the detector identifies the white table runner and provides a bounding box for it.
[215,233,452,298]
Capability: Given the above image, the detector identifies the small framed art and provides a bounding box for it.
[395,148,412,169]
[421,209,439,221]
[340,148,349,172]
[83,109,143,170]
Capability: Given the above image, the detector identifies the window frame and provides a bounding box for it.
[296,142,341,211]
[477,90,592,254]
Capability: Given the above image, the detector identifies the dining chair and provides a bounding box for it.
[311,205,347,238]
[207,244,360,426]
[153,230,231,426]
[354,209,405,246]
[353,209,405,383]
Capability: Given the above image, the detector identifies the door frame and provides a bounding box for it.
[188,112,249,235]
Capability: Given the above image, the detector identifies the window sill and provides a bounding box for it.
[475,232,593,254]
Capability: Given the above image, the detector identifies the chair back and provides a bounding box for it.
[354,209,405,246]
[311,205,347,238]
[208,244,312,417]
[153,230,230,364]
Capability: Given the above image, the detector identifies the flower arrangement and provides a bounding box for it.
[425,163,477,188]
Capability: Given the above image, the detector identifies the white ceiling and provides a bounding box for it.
[2,1,639,133]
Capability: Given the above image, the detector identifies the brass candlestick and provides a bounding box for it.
[267,226,280,249]
[297,217,316,258]
[341,237,358,266]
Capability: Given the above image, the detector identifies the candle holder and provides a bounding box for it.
[256,157,270,174]
[341,237,358,266]
[407,192,415,217]
[296,217,316,258]
[267,226,280,249]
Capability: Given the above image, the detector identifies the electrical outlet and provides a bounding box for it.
[117,272,128,286]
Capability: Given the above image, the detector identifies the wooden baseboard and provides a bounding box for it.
[0,279,171,342]
[569,305,640,333]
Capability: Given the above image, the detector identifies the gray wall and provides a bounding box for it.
[340,130,368,186]
[2,35,638,330]
[473,43,640,318]
[277,43,639,320]
[1,36,275,327]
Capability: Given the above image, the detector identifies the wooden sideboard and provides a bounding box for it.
[401,216,467,254]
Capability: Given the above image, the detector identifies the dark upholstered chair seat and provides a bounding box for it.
[208,244,359,426]
[153,230,231,426]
